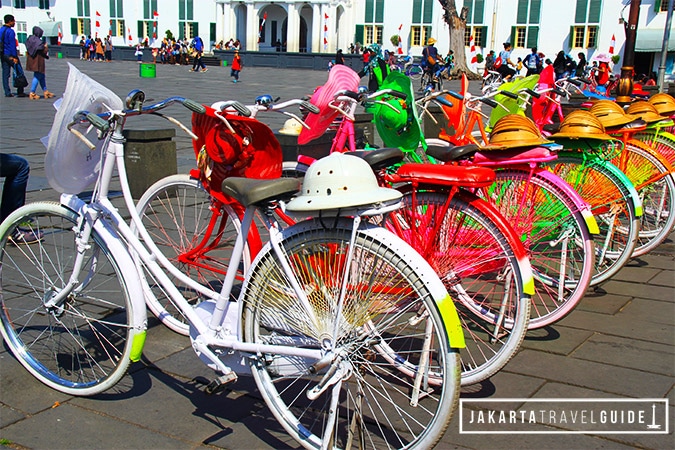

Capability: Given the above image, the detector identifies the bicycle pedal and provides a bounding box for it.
[204,372,238,395]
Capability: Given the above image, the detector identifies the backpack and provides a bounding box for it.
[526,54,539,70]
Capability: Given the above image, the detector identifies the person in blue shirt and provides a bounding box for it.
[497,42,516,81]
[523,47,541,76]
[1,14,19,97]
[190,36,207,72]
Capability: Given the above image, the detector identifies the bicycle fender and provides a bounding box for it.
[557,151,643,218]
[61,194,149,362]
[533,169,601,235]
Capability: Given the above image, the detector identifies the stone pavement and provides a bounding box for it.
[0,58,673,449]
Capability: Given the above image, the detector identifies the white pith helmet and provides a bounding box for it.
[286,153,402,212]
[279,118,303,136]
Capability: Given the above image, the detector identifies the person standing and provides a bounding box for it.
[422,37,442,80]
[104,36,113,62]
[1,14,19,97]
[25,26,53,100]
[523,47,541,76]
[575,52,587,78]
[230,49,242,82]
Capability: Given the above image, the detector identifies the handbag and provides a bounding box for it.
[13,64,28,89]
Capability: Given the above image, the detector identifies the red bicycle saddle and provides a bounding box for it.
[396,163,496,188]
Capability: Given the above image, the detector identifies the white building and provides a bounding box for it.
[1,0,673,76]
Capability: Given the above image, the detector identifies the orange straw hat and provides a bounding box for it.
[648,93,675,116]
[481,114,552,150]
[550,110,614,141]
[625,101,666,124]
[589,100,637,129]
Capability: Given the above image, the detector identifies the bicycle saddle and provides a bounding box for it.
[472,146,558,166]
[347,147,404,171]
[221,177,300,207]
[426,144,479,162]
[542,123,561,134]
[396,163,496,188]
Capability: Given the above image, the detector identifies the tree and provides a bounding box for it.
[438,0,481,79]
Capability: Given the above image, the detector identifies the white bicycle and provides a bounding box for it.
[0,65,464,449]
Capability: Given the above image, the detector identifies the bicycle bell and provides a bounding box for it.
[255,94,274,106]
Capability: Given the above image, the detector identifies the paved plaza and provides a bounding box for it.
[0,58,673,449]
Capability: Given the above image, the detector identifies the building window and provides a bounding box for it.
[178,0,194,21]
[15,21,27,43]
[143,0,158,19]
[13,0,26,8]
[357,0,384,45]
[509,0,540,49]
[71,17,91,37]
[654,0,670,12]
[111,19,125,37]
[179,22,198,41]
[411,0,433,46]
[411,25,431,47]
[570,0,601,48]
[465,26,487,47]
[39,0,50,10]
[76,0,91,17]
[110,0,123,17]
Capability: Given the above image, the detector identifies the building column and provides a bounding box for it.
[286,3,300,53]
[246,2,259,51]
[311,3,321,53]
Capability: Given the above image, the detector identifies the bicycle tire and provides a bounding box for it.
[486,170,595,329]
[242,219,461,449]
[634,130,675,166]
[408,64,423,80]
[134,174,254,335]
[611,141,675,256]
[0,201,135,395]
[546,154,640,285]
[385,190,530,385]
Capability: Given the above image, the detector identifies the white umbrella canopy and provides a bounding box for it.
[591,52,613,63]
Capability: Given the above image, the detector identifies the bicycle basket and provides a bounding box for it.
[192,106,282,194]
[298,64,360,145]
[44,63,124,194]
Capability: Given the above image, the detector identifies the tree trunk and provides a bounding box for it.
[438,0,481,80]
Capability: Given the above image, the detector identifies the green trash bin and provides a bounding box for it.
[222,60,228,67]
[140,63,156,78]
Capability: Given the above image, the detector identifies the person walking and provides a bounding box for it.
[25,26,53,100]
[1,14,19,97]
[190,36,207,72]
[230,49,242,82]
[335,48,345,65]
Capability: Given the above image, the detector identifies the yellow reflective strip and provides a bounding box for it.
[583,210,600,235]
[436,294,466,349]
[130,330,147,362]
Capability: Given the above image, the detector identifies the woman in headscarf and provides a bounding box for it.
[25,26,53,99]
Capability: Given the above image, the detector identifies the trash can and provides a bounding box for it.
[139,63,156,78]
[123,129,177,198]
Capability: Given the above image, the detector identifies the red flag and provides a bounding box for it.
[96,10,101,16]
[258,12,267,43]
[153,11,159,17]
[609,34,616,54]
[57,23,62,45]
[324,13,329,20]
[96,20,100,28]
[469,35,477,65]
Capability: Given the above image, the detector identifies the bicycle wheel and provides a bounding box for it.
[0,201,135,395]
[634,130,675,166]
[385,190,530,385]
[242,220,461,449]
[408,63,423,80]
[486,170,595,329]
[611,141,675,256]
[546,154,640,285]
[135,174,254,335]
